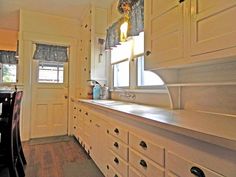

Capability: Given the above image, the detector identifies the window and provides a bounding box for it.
[0,64,17,83]
[137,56,164,87]
[38,61,64,83]
[111,32,164,89]
[113,60,129,87]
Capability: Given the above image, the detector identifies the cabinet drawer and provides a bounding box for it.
[166,152,224,177]
[108,136,128,161]
[129,149,164,177]
[106,165,122,177]
[108,124,128,144]
[129,133,164,166]
[108,150,128,177]
[129,166,143,177]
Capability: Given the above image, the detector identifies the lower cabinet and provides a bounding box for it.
[71,101,236,177]
[166,151,224,177]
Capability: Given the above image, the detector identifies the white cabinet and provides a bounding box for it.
[107,122,129,177]
[190,0,236,61]
[74,101,236,177]
[144,0,185,69]
[145,0,236,69]
[166,152,224,177]
[89,114,108,175]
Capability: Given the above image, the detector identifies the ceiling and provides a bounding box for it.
[0,0,114,30]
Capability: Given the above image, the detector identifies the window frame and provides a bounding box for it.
[110,32,165,91]
[37,61,65,84]
[135,55,165,90]
[112,58,130,89]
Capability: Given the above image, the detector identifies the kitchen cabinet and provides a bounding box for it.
[89,113,108,175]
[144,0,185,69]
[190,0,236,62]
[75,100,236,177]
[144,0,236,69]
[107,122,129,177]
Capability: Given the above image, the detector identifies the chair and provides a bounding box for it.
[0,91,26,177]
[0,166,10,177]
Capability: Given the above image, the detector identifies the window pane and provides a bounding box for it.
[137,56,164,86]
[2,64,17,83]
[133,32,144,56]
[113,60,129,87]
[38,62,64,83]
[111,41,132,64]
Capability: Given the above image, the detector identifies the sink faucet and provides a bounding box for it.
[119,90,136,100]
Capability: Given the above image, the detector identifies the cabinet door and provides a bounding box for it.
[90,116,108,175]
[145,0,185,69]
[190,0,236,59]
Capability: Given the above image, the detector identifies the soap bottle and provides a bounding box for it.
[93,83,101,100]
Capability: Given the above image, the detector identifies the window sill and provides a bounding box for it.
[110,88,168,94]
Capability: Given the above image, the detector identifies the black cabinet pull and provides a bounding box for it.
[139,141,147,149]
[145,51,151,56]
[106,165,109,169]
[114,128,119,134]
[74,116,76,119]
[114,142,119,148]
[74,107,76,109]
[179,0,184,3]
[190,167,205,177]
[114,157,119,164]
[140,159,147,168]
[79,109,82,112]
[114,175,118,177]
[85,112,88,116]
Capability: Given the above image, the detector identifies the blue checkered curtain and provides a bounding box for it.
[105,0,144,50]
[33,44,68,62]
[0,50,17,64]
[128,0,144,37]
[105,20,122,50]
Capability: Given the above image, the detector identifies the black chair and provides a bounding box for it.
[0,91,26,177]
[0,166,10,177]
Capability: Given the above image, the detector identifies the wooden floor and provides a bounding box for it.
[22,136,102,177]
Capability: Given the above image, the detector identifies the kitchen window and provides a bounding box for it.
[111,32,164,89]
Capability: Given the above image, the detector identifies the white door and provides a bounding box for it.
[31,58,69,138]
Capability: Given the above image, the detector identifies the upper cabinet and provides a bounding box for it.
[144,0,236,69]
[144,0,185,70]
[190,0,236,60]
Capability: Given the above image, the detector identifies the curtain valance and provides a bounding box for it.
[33,44,68,62]
[105,0,144,50]
[0,50,17,64]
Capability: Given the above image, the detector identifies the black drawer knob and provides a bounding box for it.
[139,141,147,149]
[140,159,147,168]
[79,109,82,112]
[190,166,205,177]
[114,128,119,134]
[145,50,151,56]
[85,112,88,116]
[179,0,184,3]
[114,142,119,148]
[114,157,119,164]
[114,175,118,177]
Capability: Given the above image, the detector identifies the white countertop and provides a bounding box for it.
[75,99,236,151]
